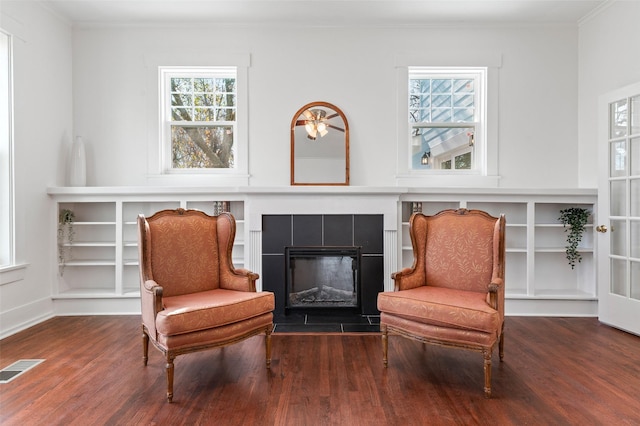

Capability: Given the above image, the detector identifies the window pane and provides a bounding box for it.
[631,178,640,217]
[171,107,191,121]
[194,78,214,92]
[432,79,451,93]
[631,138,640,176]
[611,258,627,296]
[194,94,214,106]
[610,219,626,256]
[432,94,451,108]
[454,94,474,108]
[631,95,640,136]
[610,141,626,177]
[215,78,235,92]
[632,261,640,300]
[631,220,640,258]
[442,159,452,169]
[171,93,192,107]
[431,108,452,122]
[610,99,627,138]
[454,79,474,93]
[171,125,234,168]
[453,107,474,122]
[171,77,191,93]
[610,180,626,216]
[216,93,236,107]
[216,108,236,121]
[455,152,472,169]
[194,108,214,121]
[411,126,473,169]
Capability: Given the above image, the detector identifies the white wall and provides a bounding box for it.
[578,1,640,188]
[71,24,581,188]
[7,1,636,337]
[0,1,73,336]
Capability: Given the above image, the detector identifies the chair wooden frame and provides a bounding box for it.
[379,208,506,397]
[138,209,273,402]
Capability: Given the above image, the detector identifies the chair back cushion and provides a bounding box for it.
[414,210,499,293]
[146,210,225,297]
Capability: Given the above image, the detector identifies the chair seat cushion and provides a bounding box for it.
[377,286,499,334]
[157,289,275,337]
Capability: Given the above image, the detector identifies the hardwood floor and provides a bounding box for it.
[1,315,639,425]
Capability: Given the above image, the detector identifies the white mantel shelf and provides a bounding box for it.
[46,186,597,197]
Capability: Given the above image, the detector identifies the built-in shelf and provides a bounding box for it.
[51,191,247,306]
[48,186,597,316]
[399,193,597,312]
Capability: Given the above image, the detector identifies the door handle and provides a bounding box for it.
[596,225,608,233]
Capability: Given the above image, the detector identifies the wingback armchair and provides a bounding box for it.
[138,209,275,402]
[377,208,506,397]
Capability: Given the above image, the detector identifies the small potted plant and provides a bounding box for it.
[558,207,590,269]
[58,209,75,274]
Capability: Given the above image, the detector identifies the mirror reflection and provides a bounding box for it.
[291,102,349,186]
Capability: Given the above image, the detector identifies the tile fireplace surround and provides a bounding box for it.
[246,187,401,298]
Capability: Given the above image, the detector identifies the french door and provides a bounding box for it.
[597,81,640,335]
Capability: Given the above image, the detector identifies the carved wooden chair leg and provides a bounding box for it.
[142,328,149,366]
[166,354,175,403]
[483,349,492,398]
[381,324,388,367]
[265,327,272,369]
[499,326,505,361]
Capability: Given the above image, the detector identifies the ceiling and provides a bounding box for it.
[38,0,611,26]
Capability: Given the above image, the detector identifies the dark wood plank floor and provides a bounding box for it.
[1,315,639,425]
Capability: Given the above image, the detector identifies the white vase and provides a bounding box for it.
[69,136,86,186]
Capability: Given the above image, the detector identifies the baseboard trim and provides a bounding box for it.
[0,297,55,340]
[1,296,597,340]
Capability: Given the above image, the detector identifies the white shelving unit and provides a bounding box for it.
[48,187,597,316]
[399,191,597,316]
[50,189,246,313]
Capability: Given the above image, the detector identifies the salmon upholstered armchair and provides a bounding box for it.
[377,208,506,397]
[138,209,275,402]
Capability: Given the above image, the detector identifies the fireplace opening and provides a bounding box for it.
[285,246,361,311]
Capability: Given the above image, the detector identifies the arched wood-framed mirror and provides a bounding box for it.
[291,101,349,186]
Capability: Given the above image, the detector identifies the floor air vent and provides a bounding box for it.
[0,359,45,384]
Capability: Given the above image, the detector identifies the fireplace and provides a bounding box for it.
[285,246,361,310]
[261,214,384,316]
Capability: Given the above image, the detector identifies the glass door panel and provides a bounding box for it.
[598,82,640,335]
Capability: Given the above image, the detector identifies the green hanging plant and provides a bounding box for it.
[558,207,590,269]
[58,209,75,275]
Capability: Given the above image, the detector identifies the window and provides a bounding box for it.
[409,67,486,172]
[0,30,14,267]
[160,67,237,172]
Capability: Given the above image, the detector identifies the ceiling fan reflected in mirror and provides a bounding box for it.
[296,108,345,140]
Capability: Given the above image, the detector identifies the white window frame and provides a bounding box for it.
[0,29,14,268]
[409,67,486,173]
[160,67,238,174]
[145,53,250,186]
[395,53,501,187]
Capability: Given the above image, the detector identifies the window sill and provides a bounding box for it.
[0,263,28,286]
[395,174,501,188]
[146,173,250,187]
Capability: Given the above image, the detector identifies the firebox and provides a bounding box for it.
[285,246,361,311]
